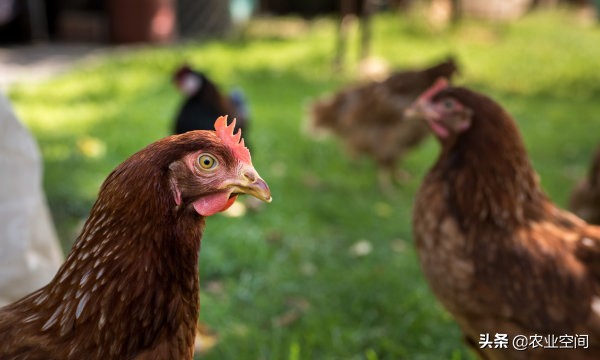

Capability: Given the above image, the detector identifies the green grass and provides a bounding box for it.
[8,9,600,359]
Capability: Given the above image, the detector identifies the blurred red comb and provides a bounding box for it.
[214,116,251,164]
[418,77,449,103]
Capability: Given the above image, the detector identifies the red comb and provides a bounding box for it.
[418,77,449,103]
[214,116,252,164]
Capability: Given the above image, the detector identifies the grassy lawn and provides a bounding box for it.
[8,9,600,359]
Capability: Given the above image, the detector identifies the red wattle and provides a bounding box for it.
[192,192,237,216]
[428,120,450,138]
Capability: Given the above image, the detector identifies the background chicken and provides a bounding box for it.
[410,79,600,359]
[173,65,250,142]
[308,57,459,193]
[570,145,600,225]
[0,117,271,359]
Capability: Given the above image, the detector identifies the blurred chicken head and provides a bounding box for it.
[406,78,473,141]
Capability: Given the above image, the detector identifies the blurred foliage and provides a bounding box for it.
[7,8,600,359]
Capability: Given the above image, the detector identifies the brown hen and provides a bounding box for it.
[570,146,600,225]
[409,79,600,359]
[308,57,459,193]
[0,116,271,359]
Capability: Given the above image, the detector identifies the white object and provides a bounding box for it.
[0,93,63,306]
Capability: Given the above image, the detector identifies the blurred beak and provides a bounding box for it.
[228,166,272,203]
[404,99,439,121]
[405,77,448,120]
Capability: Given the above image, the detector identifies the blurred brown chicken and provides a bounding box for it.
[570,146,600,225]
[308,57,459,193]
[409,79,600,359]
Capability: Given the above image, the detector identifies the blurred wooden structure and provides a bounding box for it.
[334,0,375,72]
[257,0,337,17]
[108,0,175,43]
[177,0,231,39]
[0,0,595,45]
[0,0,231,44]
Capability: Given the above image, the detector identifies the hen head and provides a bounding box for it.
[173,65,204,96]
[167,116,271,216]
[104,115,270,226]
[405,78,473,143]
[406,78,523,152]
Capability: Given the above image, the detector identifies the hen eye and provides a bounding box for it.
[197,154,218,170]
[442,99,455,109]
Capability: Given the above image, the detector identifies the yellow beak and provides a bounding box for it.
[229,166,272,203]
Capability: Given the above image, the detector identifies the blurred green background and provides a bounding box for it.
[6,4,600,359]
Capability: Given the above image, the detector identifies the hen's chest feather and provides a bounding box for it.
[413,185,484,315]
[413,177,600,337]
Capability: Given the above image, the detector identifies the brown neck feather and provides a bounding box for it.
[430,89,547,230]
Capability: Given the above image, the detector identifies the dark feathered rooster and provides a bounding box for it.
[172,65,249,141]
[570,145,600,225]
[409,79,600,359]
[0,116,271,359]
[308,58,459,193]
